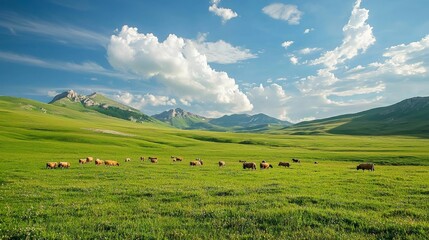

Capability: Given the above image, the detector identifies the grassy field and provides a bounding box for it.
[0,97,429,239]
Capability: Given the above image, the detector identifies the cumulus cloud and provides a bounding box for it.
[310,0,375,69]
[262,3,302,25]
[209,0,238,23]
[194,33,257,64]
[107,25,253,114]
[246,84,290,120]
[299,47,322,55]
[304,28,314,34]
[281,41,294,49]
[289,55,299,65]
[114,91,176,110]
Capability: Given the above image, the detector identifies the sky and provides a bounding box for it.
[0,0,429,122]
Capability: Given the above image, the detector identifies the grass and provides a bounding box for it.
[0,96,428,239]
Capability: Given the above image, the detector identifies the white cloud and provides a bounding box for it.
[246,84,290,120]
[276,77,287,81]
[114,92,176,110]
[310,0,375,69]
[281,41,294,49]
[107,25,253,114]
[47,90,60,97]
[262,3,302,25]
[304,28,314,34]
[0,12,108,47]
[209,0,238,23]
[299,47,322,55]
[289,55,299,65]
[194,34,257,64]
[0,51,133,79]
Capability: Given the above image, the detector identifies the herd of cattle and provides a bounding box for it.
[46,156,375,171]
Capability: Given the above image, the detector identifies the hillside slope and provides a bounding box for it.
[283,97,429,137]
[49,90,159,124]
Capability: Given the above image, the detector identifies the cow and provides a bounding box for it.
[278,162,290,167]
[46,162,58,169]
[149,157,158,163]
[104,160,119,166]
[314,162,319,164]
[86,157,94,163]
[238,160,246,163]
[175,157,183,162]
[218,161,226,167]
[260,162,273,169]
[292,158,300,163]
[95,159,104,165]
[357,163,374,171]
[190,159,203,166]
[79,159,86,164]
[125,158,131,162]
[58,162,70,168]
[140,156,145,161]
[243,162,256,170]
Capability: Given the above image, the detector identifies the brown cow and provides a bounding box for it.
[357,163,374,171]
[86,157,94,163]
[292,158,300,163]
[243,162,256,170]
[260,162,273,169]
[218,161,226,167]
[46,162,58,169]
[190,159,203,166]
[104,160,119,166]
[79,159,86,164]
[149,157,158,163]
[278,162,290,167]
[95,159,104,165]
[58,162,70,168]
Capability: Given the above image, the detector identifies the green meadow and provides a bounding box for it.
[0,97,429,239]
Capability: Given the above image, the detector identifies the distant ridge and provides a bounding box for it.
[209,113,292,129]
[152,108,215,129]
[283,96,429,136]
[49,90,157,123]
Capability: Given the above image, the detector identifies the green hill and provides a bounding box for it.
[282,96,429,137]
[49,90,159,124]
[209,113,292,130]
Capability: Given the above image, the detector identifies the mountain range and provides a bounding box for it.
[27,90,429,136]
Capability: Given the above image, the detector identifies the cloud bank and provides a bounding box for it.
[107,25,253,115]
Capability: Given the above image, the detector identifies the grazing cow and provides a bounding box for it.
[292,158,300,163]
[190,159,203,166]
[125,158,131,162]
[314,162,319,164]
[58,162,70,168]
[238,160,246,163]
[260,162,273,169]
[357,163,374,171]
[278,162,290,168]
[95,159,104,165]
[46,162,58,169]
[175,157,183,162]
[140,156,145,161]
[86,157,94,163]
[218,161,226,167]
[243,162,256,170]
[79,159,86,164]
[149,157,158,163]
[104,160,119,166]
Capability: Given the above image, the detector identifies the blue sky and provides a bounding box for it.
[1,0,428,122]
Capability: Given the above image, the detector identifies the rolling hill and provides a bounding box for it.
[49,90,159,123]
[282,96,429,137]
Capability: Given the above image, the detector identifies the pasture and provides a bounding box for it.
[0,97,429,239]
